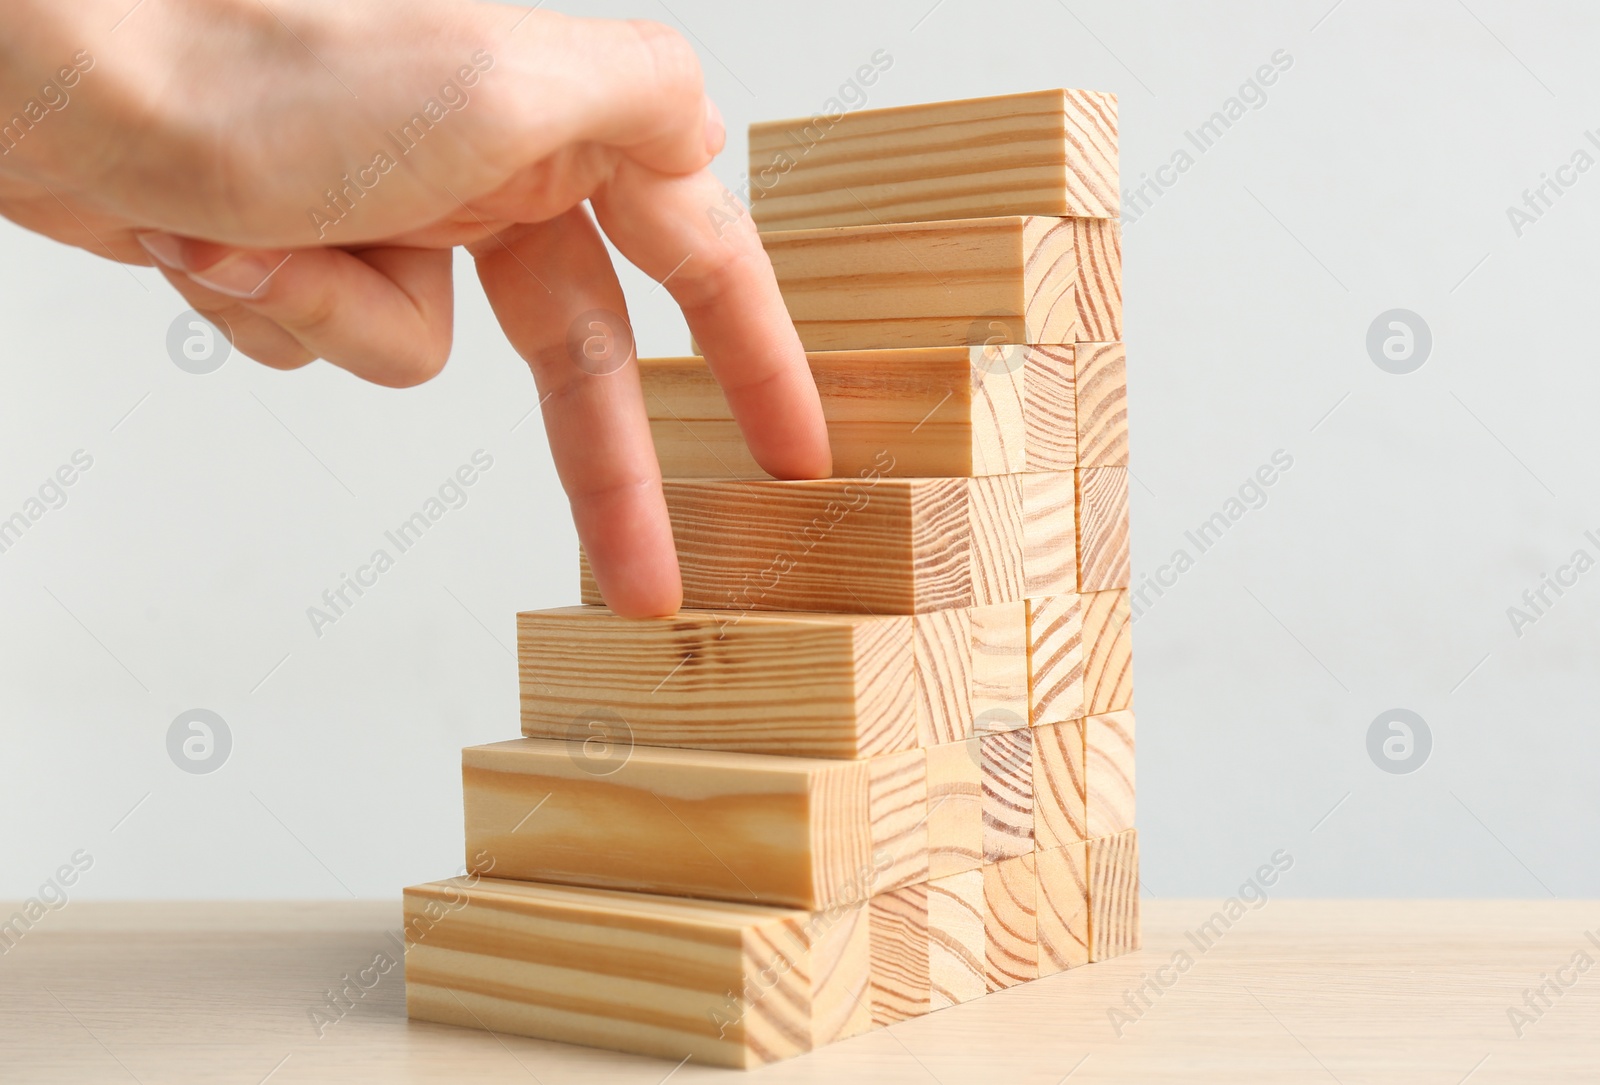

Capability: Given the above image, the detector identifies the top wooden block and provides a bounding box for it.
[749,89,1118,230]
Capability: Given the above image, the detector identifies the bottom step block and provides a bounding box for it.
[403,877,872,1069]
[406,831,1138,1068]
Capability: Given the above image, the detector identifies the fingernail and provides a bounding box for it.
[704,96,725,157]
[136,231,189,270]
[187,251,290,300]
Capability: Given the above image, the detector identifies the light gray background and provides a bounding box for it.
[3,0,1595,901]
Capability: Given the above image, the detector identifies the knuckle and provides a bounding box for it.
[625,20,703,100]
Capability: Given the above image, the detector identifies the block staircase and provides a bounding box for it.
[403,88,1137,1069]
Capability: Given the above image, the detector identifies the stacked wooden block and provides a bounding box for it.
[404,89,1138,1069]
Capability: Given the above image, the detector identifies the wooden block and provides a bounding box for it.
[869,884,930,1026]
[1084,710,1136,838]
[807,901,874,1046]
[925,739,983,878]
[1023,471,1077,597]
[1032,719,1086,850]
[641,347,1025,478]
[748,89,1119,230]
[926,869,986,1008]
[1087,829,1140,962]
[1024,345,1077,473]
[1072,217,1123,343]
[970,601,1028,732]
[869,749,929,891]
[1075,342,1127,468]
[1035,842,1089,976]
[1027,594,1084,726]
[913,608,972,746]
[762,215,1080,352]
[581,477,1026,614]
[518,607,915,759]
[1077,466,1130,591]
[462,739,875,910]
[968,473,1027,606]
[1081,589,1133,715]
[980,728,1034,861]
[984,853,1039,991]
[403,876,868,1068]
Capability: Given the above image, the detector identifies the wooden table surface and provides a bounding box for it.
[2,899,1595,1083]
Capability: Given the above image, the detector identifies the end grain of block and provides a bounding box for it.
[1077,466,1130,592]
[1023,345,1076,473]
[1036,842,1090,976]
[1033,719,1087,850]
[1072,217,1122,343]
[1023,471,1078,597]
[926,739,983,878]
[981,729,1034,861]
[927,869,986,1008]
[869,884,931,1026]
[970,601,1028,731]
[914,608,973,747]
[984,853,1039,991]
[869,749,930,891]
[1084,710,1135,838]
[1074,342,1127,468]
[1081,589,1133,715]
[1027,594,1084,726]
[1087,829,1140,962]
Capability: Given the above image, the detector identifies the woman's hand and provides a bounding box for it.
[0,0,831,615]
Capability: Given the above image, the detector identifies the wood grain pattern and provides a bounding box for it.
[518,607,915,759]
[580,477,1026,615]
[1023,470,1078,597]
[1084,710,1136,838]
[1035,841,1090,976]
[748,89,1119,230]
[970,601,1028,732]
[968,473,1027,607]
[1024,345,1077,473]
[403,876,828,1069]
[984,853,1039,991]
[925,738,983,879]
[1087,829,1141,962]
[640,347,1026,478]
[1081,589,1133,716]
[805,902,874,1046]
[913,608,972,747]
[868,884,930,1026]
[869,749,929,891]
[1077,466,1130,591]
[1075,341,1127,468]
[1072,217,1123,343]
[1032,719,1087,850]
[462,739,872,910]
[761,215,1079,352]
[1027,593,1084,726]
[981,728,1034,861]
[926,869,986,1009]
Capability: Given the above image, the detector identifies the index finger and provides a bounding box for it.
[589,162,832,481]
